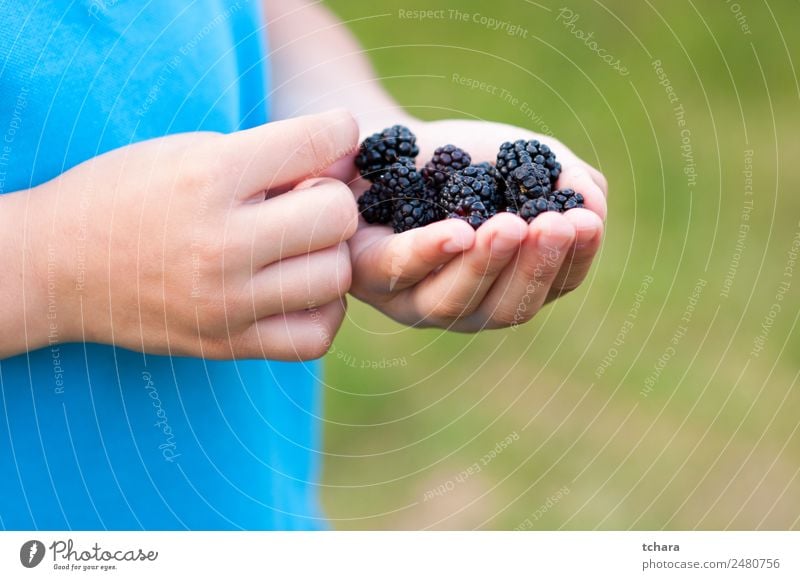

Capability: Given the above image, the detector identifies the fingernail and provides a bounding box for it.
[442,241,461,253]
[576,233,601,251]
[442,232,471,253]
[566,210,602,249]
[570,209,601,233]
[540,219,574,251]
[575,228,602,250]
[490,232,522,255]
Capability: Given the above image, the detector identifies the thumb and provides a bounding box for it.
[219,108,359,198]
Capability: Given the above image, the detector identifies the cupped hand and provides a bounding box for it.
[29,109,360,359]
[345,118,607,331]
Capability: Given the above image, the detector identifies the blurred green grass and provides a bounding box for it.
[319,0,800,529]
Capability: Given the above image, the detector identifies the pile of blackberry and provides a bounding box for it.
[355,126,584,233]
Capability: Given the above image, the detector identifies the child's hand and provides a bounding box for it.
[346,119,606,331]
[27,109,359,359]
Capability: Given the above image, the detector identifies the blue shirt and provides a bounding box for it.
[0,0,326,530]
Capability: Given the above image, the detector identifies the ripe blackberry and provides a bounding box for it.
[473,161,505,195]
[355,127,587,231]
[381,160,425,199]
[355,125,419,181]
[549,188,585,211]
[357,160,424,225]
[357,186,393,224]
[393,194,440,233]
[440,165,501,215]
[421,145,471,190]
[496,139,561,183]
[504,162,552,210]
[473,161,502,180]
[447,196,494,229]
[518,197,550,222]
[518,188,585,223]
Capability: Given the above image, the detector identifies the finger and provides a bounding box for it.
[469,212,575,328]
[225,299,346,361]
[350,218,475,295]
[218,109,359,198]
[546,209,603,302]
[581,162,608,197]
[231,178,358,266]
[537,136,607,197]
[238,242,351,322]
[556,164,607,221]
[406,213,528,320]
[320,151,360,184]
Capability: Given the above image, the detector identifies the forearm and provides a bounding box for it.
[262,3,546,160]
[0,187,66,358]
[264,0,412,129]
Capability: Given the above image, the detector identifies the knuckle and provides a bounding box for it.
[193,287,232,329]
[526,248,565,282]
[309,244,352,301]
[300,120,335,175]
[303,180,358,240]
[492,307,523,327]
[196,236,226,271]
[431,296,467,319]
[553,277,583,296]
[326,183,359,239]
[467,256,501,279]
[181,149,221,192]
[200,223,248,271]
[541,259,563,280]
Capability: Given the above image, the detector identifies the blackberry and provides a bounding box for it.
[518,188,585,223]
[518,197,550,222]
[548,188,584,211]
[353,126,588,231]
[440,165,501,215]
[357,186,393,224]
[381,160,425,200]
[355,125,419,181]
[447,196,494,229]
[496,139,561,183]
[393,195,440,233]
[421,145,471,190]
[357,160,424,225]
[473,161,502,181]
[504,162,552,210]
[473,161,505,195]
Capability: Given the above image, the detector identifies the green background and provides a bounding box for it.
[319,0,800,529]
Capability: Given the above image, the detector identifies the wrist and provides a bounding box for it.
[22,182,84,347]
[0,189,53,354]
